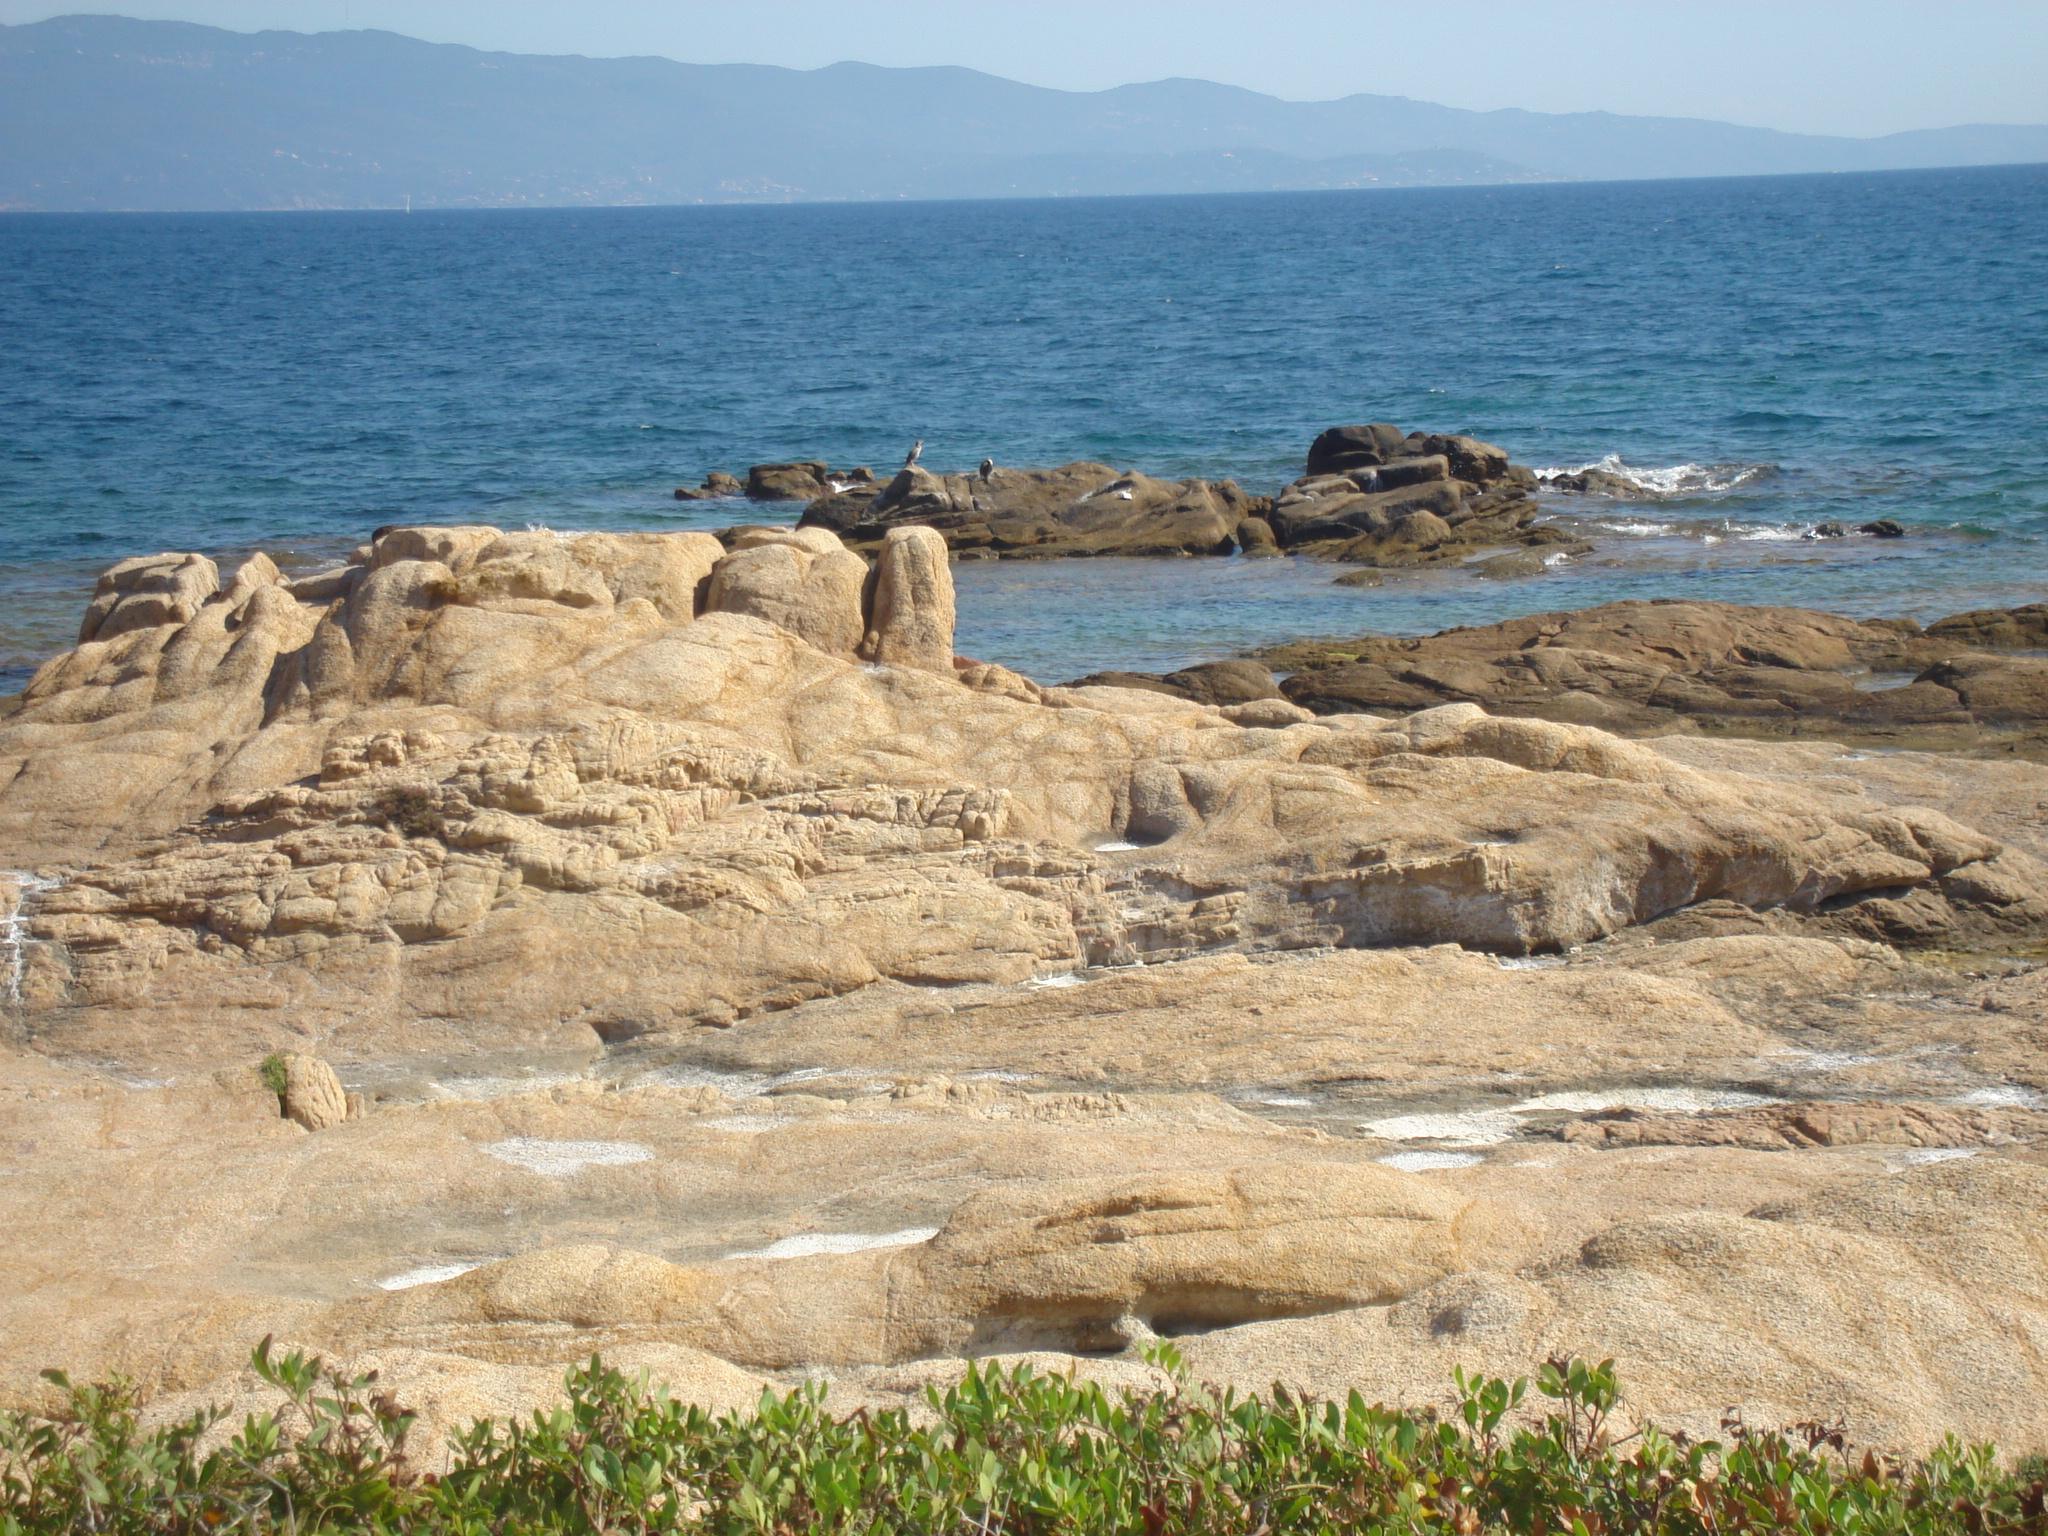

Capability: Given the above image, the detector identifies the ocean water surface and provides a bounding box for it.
[2,163,2044,687]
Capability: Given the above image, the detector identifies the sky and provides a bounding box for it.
[4,1,2045,138]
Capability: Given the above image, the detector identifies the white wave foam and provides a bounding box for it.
[1027,972,1084,989]
[726,1227,938,1260]
[1094,840,1143,852]
[1537,453,1771,498]
[481,1138,653,1176]
[1586,518,1677,537]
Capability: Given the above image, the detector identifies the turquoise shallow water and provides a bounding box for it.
[2,164,2044,685]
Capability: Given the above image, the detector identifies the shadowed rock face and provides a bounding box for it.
[793,424,1562,567]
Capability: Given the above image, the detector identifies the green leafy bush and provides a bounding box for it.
[3,1339,2042,1534]
[258,1054,289,1099]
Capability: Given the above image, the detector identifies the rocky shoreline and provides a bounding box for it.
[2,448,2046,1458]
[1070,598,2048,760]
[679,421,1564,568]
[672,421,1918,577]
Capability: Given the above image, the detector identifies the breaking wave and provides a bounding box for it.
[1536,453,1776,498]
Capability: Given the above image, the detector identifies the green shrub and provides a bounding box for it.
[2,1339,2042,1534]
[258,1054,289,1099]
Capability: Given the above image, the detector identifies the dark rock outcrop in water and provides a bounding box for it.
[1259,600,2048,755]
[1268,425,1550,565]
[803,462,1263,558]
[787,424,1559,566]
[674,471,743,502]
[675,465,875,503]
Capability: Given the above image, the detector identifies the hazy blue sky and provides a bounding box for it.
[5,1,2045,137]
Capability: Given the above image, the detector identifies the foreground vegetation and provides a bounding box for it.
[4,1341,2043,1535]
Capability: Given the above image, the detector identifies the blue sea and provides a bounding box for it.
[2,164,2045,689]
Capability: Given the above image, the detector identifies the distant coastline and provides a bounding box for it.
[3,14,2045,213]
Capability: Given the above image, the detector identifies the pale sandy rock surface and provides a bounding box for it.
[2,524,2045,1457]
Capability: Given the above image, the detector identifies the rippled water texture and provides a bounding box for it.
[2,165,2044,684]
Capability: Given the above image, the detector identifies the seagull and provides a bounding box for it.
[904,439,923,469]
[979,457,996,483]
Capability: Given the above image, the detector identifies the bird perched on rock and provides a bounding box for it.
[904,439,923,468]
[979,457,996,483]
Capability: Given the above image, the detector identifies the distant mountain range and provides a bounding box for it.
[4,14,2046,211]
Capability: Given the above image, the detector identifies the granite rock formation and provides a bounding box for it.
[2,525,2047,1457]
[1261,600,2048,755]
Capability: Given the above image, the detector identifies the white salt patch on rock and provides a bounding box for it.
[727,1227,939,1261]
[481,1138,653,1176]
[1377,1151,1482,1173]
[3,872,60,1006]
[766,1067,834,1087]
[1779,1048,1883,1073]
[1360,1109,1520,1146]
[1365,1086,1779,1149]
[1888,1147,1979,1170]
[433,1071,583,1102]
[643,1063,873,1096]
[377,1262,482,1291]
[1955,1084,2045,1109]
[643,1064,775,1095]
[1512,1087,1779,1116]
[1028,972,1084,989]
[1494,954,1567,971]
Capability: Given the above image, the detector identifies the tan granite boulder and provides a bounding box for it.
[859,526,954,670]
[277,1053,353,1132]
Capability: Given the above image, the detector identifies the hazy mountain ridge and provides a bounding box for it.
[3,13,2045,210]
